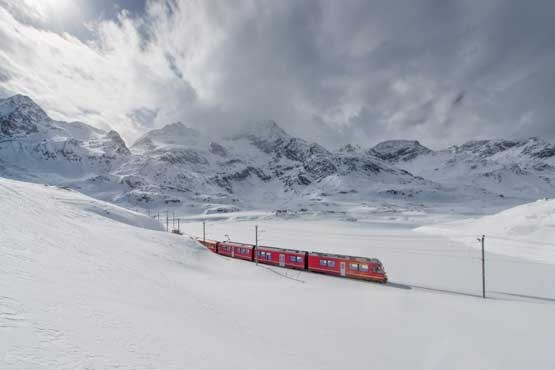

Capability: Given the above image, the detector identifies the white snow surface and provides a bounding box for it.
[2,177,554,369]
[416,198,555,263]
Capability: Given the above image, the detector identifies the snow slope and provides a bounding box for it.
[416,198,555,263]
[2,178,554,369]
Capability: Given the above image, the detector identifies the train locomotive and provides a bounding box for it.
[197,238,388,284]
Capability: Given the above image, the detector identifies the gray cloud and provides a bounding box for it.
[1,0,554,148]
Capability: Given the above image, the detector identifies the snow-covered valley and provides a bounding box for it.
[1,177,555,369]
[2,93,555,369]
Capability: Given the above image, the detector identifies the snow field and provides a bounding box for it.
[1,178,555,370]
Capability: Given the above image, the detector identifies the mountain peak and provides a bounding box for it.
[0,94,48,117]
[338,144,362,153]
[3,94,34,104]
[0,94,50,137]
[236,120,290,141]
[369,140,432,162]
[132,122,202,150]
[104,130,131,155]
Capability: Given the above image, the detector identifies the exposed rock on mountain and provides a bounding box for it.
[369,140,433,162]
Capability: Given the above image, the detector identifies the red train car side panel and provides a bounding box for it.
[255,246,307,270]
[308,252,387,283]
[218,241,254,262]
[307,253,344,276]
[344,257,387,283]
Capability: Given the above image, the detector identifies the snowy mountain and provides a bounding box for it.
[378,138,555,201]
[0,95,130,182]
[120,119,441,214]
[1,94,555,215]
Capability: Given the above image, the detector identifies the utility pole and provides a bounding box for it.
[177,218,180,234]
[255,225,258,266]
[203,221,206,243]
[477,235,486,299]
[166,210,169,232]
[172,211,175,230]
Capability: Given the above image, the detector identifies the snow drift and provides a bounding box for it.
[416,198,555,263]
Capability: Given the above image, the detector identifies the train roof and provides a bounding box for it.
[196,238,219,244]
[256,245,307,254]
[308,251,382,264]
[219,241,254,248]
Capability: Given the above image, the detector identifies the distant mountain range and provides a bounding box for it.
[2,94,555,216]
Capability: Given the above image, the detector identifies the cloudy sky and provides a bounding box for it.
[0,0,554,148]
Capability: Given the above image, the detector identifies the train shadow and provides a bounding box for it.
[389,283,555,304]
[388,281,482,298]
[490,291,555,304]
[258,264,306,283]
[385,282,412,290]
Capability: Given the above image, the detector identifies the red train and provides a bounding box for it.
[197,238,387,284]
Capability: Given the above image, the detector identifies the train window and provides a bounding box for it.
[360,264,369,272]
[320,260,327,266]
[296,256,303,263]
[266,253,272,260]
[290,256,296,262]
[372,266,377,273]
[350,263,359,271]
[328,260,335,268]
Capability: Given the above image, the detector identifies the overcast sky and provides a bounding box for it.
[0,0,554,148]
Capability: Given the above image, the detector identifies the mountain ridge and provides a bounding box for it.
[1,94,554,215]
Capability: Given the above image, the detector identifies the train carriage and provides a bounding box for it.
[196,235,388,285]
[196,238,219,253]
[217,241,255,262]
[255,245,307,270]
[308,252,387,283]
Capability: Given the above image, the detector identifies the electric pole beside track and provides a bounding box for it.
[477,234,486,299]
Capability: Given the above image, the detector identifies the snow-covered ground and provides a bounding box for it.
[0,179,555,370]
[417,198,555,264]
[180,213,555,303]
[2,177,554,369]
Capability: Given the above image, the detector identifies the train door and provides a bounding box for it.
[279,254,285,267]
[231,247,235,258]
[340,261,346,277]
